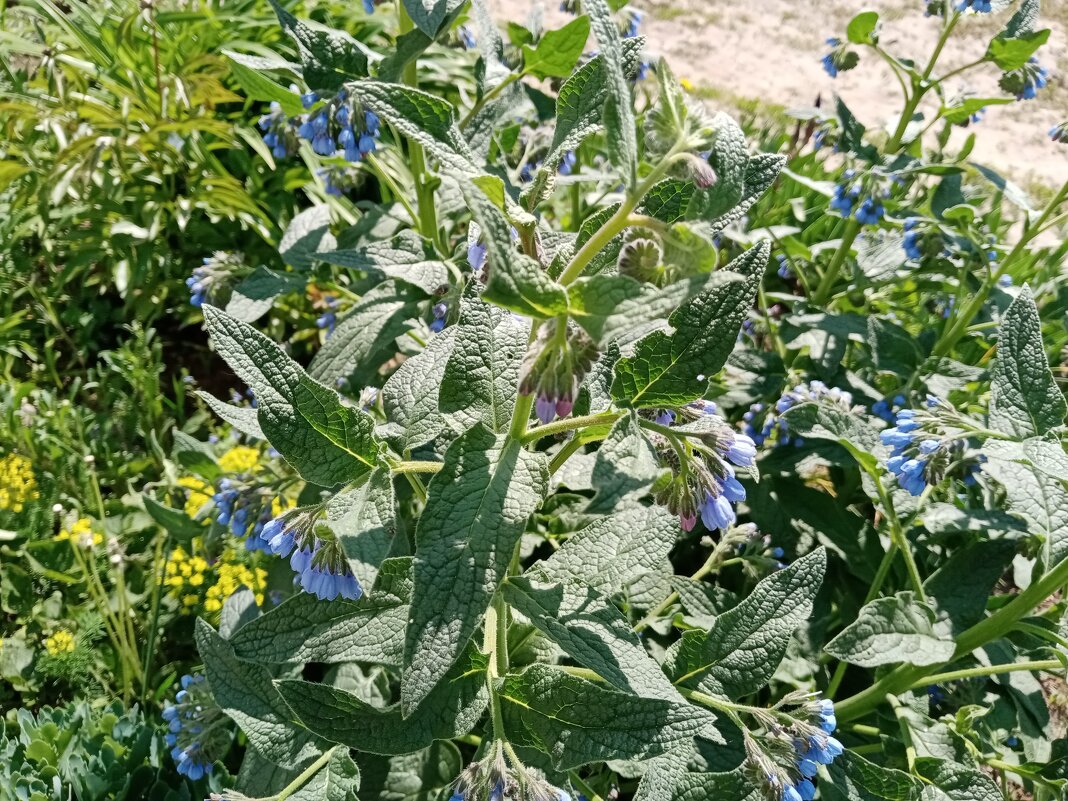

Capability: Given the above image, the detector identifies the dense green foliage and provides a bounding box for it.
[2,1,1068,800]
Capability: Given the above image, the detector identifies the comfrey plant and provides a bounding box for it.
[139,1,1068,800]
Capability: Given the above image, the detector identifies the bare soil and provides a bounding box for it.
[488,0,1068,188]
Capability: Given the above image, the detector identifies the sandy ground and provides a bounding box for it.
[488,0,1068,189]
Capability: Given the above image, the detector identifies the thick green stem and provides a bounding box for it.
[812,219,861,307]
[521,412,621,444]
[836,554,1068,722]
[391,460,444,475]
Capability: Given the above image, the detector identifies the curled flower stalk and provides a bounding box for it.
[162,673,231,781]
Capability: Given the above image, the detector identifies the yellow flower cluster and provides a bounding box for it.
[0,453,39,513]
[55,517,102,547]
[165,543,266,614]
[218,446,260,474]
[44,629,76,656]
[179,476,212,519]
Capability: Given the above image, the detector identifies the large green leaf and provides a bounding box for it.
[354,743,464,801]
[989,287,1066,439]
[382,327,461,450]
[269,0,368,90]
[402,425,549,713]
[203,306,380,487]
[317,233,450,294]
[522,16,590,79]
[664,549,826,698]
[586,413,660,513]
[502,571,680,701]
[401,0,466,37]
[610,242,768,408]
[308,280,423,386]
[278,647,489,755]
[825,591,955,668]
[439,285,530,433]
[229,558,410,666]
[196,620,323,769]
[584,0,637,188]
[498,665,719,769]
[325,468,397,593]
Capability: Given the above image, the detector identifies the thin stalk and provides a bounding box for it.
[461,72,521,129]
[140,534,169,701]
[366,151,419,225]
[548,437,585,475]
[914,659,1063,688]
[391,460,444,475]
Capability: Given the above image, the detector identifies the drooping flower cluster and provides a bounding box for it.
[1051,122,1068,144]
[521,319,598,424]
[187,252,248,308]
[830,178,884,226]
[449,743,572,801]
[880,398,981,496]
[213,477,293,552]
[820,38,858,78]
[0,453,39,513]
[651,400,756,532]
[744,380,859,448]
[956,0,992,13]
[298,90,380,159]
[257,507,362,601]
[430,301,449,333]
[871,394,907,423]
[743,695,842,801]
[1000,58,1049,101]
[316,294,340,335]
[163,674,231,781]
[257,99,301,159]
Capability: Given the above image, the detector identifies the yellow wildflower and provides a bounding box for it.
[218,446,260,474]
[179,476,212,519]
[680,77,695,91]
[44,629,76,656]
[55,517,103,547]
[204,553,267,613]
[271,495,294,517]
[0,453,39,513]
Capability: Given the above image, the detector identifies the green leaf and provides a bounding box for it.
[1003,0,1040,38]
[825,591,955,668]
[317,233,450,294]
[142,496,202,544]
[196,391,265,440]
[702,153,786,234]
[923,539,1018,636]
[224,53,304,116]
[269,0,368,90]
[382,327,461,450]
[846,11,880,44]
[989,286,1066,439]
[664,549,826,699]
[277,647,489,755]
[378,27,436,84]
[499,665,719,769]
[673,768,762,801]
[280,206,336,269]
[523,38,645,204]
[229,558,410,666]
[502,571,680,701]
[825,751,921,801]
[983,442,1068,566]
[203,306,380,487]
[196,620,323,769]
[539,505,679,596]
[403,425,549,714]
[347,81,476,176]
[171,431,221,481]
[522,16,591,79]
[584,0,638,188]
[610,242,768,408]
[354,743,464,801]
[288,749,360,801]
[439,285,529,434]
[586,413,660,513]
[462,185,569,318]
[987,28,1050,71]
[308,280,423,387]
[915,758,1002,801]
[325,467,397,592]
[780,402,881,472]
[939,97,1012,126]
[401,0,466,37]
